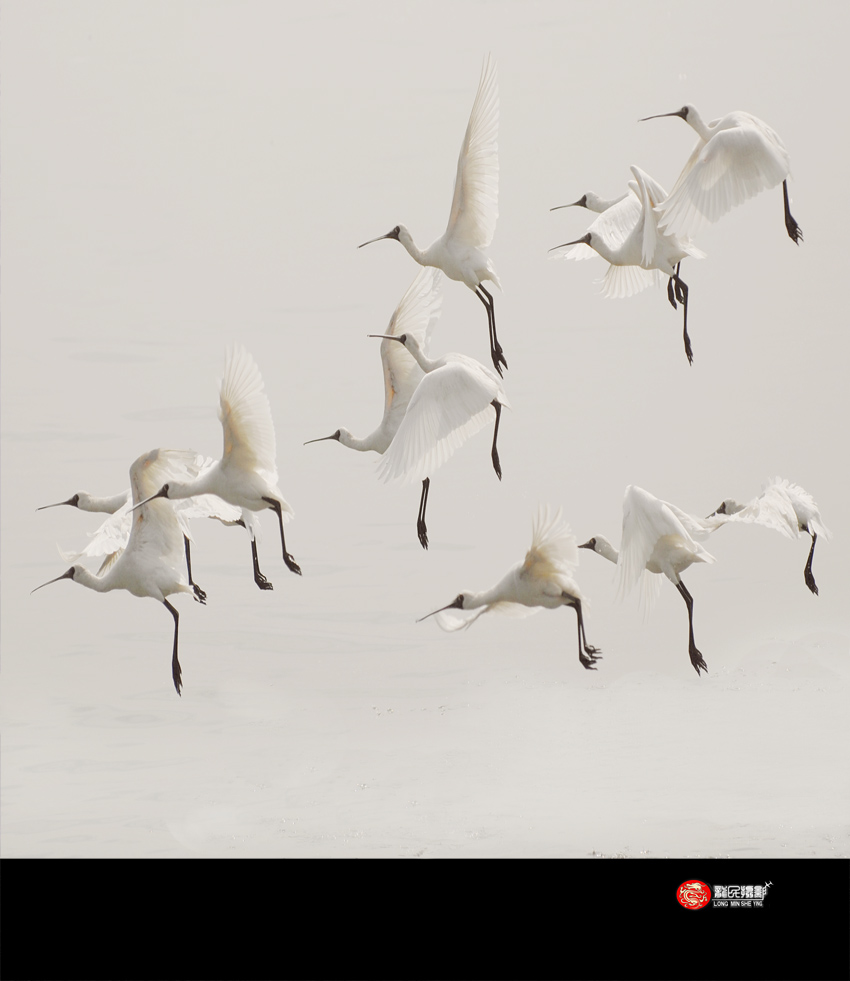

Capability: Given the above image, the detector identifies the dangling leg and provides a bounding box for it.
[672,268,693,365]
[803,531,819,595]
[251,537,273,590]
[417,478,430,550]
[184,536,206,604]
[783,180,802,244]
[569,599,601,670]
[490,400,503,480]
[475,285,507,377]
[262,496,302,575]
[675,578,707,675]
[667,275,678,311]
[164,599,182,696]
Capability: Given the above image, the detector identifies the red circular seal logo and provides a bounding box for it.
[677,880,711,910]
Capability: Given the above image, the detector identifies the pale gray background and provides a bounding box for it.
[2,0,847,857]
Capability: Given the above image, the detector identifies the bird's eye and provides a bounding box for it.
[589,538,596,547]
[398,334,408,344]
[456,593,464,604]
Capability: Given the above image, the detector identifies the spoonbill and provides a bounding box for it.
[550,166,705,364]
[579,485,719,675]
[640,104,802,244]
[358,55,506,376]
[39,461,244,601]
[132,345,301,591]
[707,477,830,595]
[304,267,443,541]
[418,505,601,670]
[32,448,206,695]
[367,326,508,549]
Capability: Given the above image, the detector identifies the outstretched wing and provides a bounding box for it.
[219,344,277,480]
[445,54,499,250]
[379,268,443,437]
[656,116,791,238]
[377,359,503,485]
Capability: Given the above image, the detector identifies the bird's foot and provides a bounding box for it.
[284,554,302,576]
[491,451,502,481]
[192,583,207,605]
[689,646,708,676]
[804,568,819,596]
[786,216,803,245]
[674,280,687,306]
[491,345,508,377]
[254,573,274,591]
[417,520,429,550]
[579,647,602,670]
[667,279,677,310]
[684,334,694,366]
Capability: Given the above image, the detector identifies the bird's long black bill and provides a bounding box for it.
[31,567,75,593]
[129,487,168,512]
[550,198,586,211]
[367,334,403,342]
[639,110,686,121]
[37,498,76,510]
[416,603,457,623]
[304,434,340,444]
[548,233,591,252]
[358,233,393,248]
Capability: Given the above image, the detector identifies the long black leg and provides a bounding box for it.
[490,400,503,480]
[804,531,819,595]
[417,478,430,550]
[667,275,677,310]
[251,537,273,590]
[672,268,693,365]
[675,578,707,676]
[262,497,302,575]
[183,536,206,604]
[475,285,507,377]
[783,180,802,244]
[164,599,182,696]
[570,598,602,670]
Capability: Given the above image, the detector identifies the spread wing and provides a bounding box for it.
[445,54,499,250]
[219,344,277,480]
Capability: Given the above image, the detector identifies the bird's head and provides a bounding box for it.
[358,224,406,249]
[417,593,466,622]
[38,492,82,511]
[31,565,80,593]
[367,331,421,356]
[706,499,744,519]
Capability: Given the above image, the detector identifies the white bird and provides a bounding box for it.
[366,324,509,549]
[358,54,505,376]
[304,267,443,536]
[32,448,205,695]
[132,345,301,590]
[418,505,601,670]
[550,166,706,364]
[579,485,719,675]
[640,104,802,244]
[706,477,830,595]
[39,461,244,600]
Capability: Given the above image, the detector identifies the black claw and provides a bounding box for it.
[804,570,819,596]
[690,649,708,676]
[192,584,207,604]
[285,555,302,576]
[255,574,274,591]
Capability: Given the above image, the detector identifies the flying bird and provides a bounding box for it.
[305,267,444,540]
[419,505,601,670]
[132,345,301,591]
[640,104,802,244]
[550,166,705,363]
[368,326,508,549]
[580,485,719,675]
[707,477,830,595]
[358,55,506,376]
[32,448,206,695]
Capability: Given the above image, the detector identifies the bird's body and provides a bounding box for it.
[133,345,300,590]
[708,477,830,594]
[369,328,509,548]
[32,448,204,695]
[359,55,506,375]
[580,485,716,675]
[550,166,705,363]
[641,104,802,244]
[420,506,601,670]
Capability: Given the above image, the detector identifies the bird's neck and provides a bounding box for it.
[338,429,386,453]
[685,107,712,141]
[595,540,621,565]
[80,491,130,514]
[463,584,505,611]
[73,566,113,593]
[398,229,430,267]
